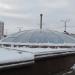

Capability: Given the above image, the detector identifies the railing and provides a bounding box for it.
[0,42,75,48]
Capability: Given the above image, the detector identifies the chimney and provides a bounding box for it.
[40,14,43,30]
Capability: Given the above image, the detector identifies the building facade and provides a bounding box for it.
[0,21,4,39]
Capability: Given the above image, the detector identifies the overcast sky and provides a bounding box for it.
[0,0,75,34]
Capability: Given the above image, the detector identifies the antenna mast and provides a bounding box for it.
[64,20,67,32]
[17,27,23,32]
[61,19,70,33]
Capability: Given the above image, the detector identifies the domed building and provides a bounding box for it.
[1,29,75,44]
[1,14,75,75]
[0,29,75,48]
[0,14,75,48]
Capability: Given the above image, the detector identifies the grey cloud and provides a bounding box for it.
[0,0,75,34]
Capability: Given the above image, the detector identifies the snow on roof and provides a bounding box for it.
[0,46,75,68]
[0,48,34,68]
[1,42,75,47]
[9,47,75,59]
[1,30,75,44]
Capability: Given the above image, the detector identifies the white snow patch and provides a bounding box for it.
[0,48,34,64]
[8,47,75,57]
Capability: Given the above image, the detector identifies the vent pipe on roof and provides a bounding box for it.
[40,14,43,30]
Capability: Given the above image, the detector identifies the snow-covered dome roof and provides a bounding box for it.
[1,30,75,44]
